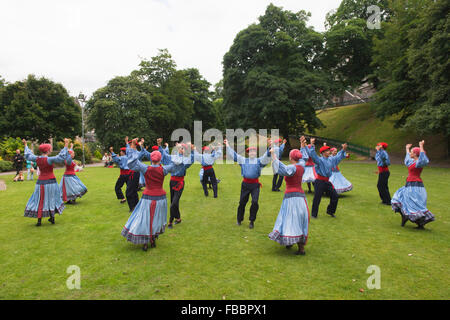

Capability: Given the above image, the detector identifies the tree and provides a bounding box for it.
[323,0,391,91]
[222,4,333,138]
[404,0,450,139]
[85,76,161,151]
[182,68,217,130]
[325,0,391,28]
[0,75,81,142]
[370,0,432,128]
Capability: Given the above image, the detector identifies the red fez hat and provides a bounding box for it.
[39,144,52,154]
[319,146,331,153]
[202,146,210,151]
[377,142,388,149]
[289,149,302,161]
[120,147,126,152]
[412,147,420,156]
[246,146,257,152]
[150,151,162,162]
[152,146,159,151]
[275,138,282,143]
[68,150,75,157]
[330,147,337,152]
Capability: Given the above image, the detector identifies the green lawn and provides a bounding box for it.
[0,161,449,300]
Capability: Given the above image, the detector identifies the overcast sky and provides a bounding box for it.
[0,0,341,97]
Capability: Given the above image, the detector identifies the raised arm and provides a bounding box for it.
[126,143,148,174]
[404,144,414,167]
[259,148,271,167]
[225,141,245,164]
[415,141,429,168]
[23,143,38,162]
[331,146,347,167]
[272,158,296,177]
[48,139,70,165]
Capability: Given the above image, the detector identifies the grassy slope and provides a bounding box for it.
[0,163,449,300]
[309,104,447,160]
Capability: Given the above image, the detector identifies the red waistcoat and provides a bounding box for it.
[284,165,305,194]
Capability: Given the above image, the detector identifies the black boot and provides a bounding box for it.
[36,218,41,227]
[142,243,148,251]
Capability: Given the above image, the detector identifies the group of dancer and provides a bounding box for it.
[22,138,88,226]
[20,134,435,255]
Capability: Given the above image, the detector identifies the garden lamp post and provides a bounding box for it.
[77,92,86,168]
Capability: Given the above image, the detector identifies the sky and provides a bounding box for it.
[0,0,342,97]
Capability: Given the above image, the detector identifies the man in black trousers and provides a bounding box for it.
[375,142,391,205]
[300,136,347,218]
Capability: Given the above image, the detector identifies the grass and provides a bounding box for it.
[310,104,448,160]
[0,161,449,300]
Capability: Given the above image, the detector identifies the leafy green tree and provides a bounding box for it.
[371,0,431,128]
[325,0,391,28]
[182,68,217,130]
[323,0,391,91]
[85,76,158,151]
[404,0,450,139]
[222,4,333,138]
[0,75,81,142]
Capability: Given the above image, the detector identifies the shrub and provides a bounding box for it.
[0,137,24,161]
[94,150,102,160]
[0,160,13,172]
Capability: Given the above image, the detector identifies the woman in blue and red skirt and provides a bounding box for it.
[301,144,316,193]
[268,145,310,256]
[60,144,88,204]
[392,140,434,229]
[121,138,182,251]
[329,148,353,194]
[23,138,71,226]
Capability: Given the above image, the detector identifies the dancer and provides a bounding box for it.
[157,139,195,229]
[122,139,181,251]
[224,139,271,229]
[268,145,310,255]
[271,139,286,191]
[199,168,221,189]
[391,141,434,229]
[301,143,316,193]
[111,144,139,212]
[375,142,391,205]
[300,136,347,218]
[59,143,88,204]
[22,138,71,226]
[194,145,222,197]
[329,147,353,194]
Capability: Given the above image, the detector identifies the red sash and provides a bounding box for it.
[120,169,131,175]
[170,176,185,191]
[378,166,389,173]
[315,175,329,182]
[202,165,213,171]
[243,178,262,188]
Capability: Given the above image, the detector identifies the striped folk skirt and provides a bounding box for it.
[269,192,310,246]
[121,194,167,244]
[392,182,435,225]
[60,174,88,201]
[24,179,65,218]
